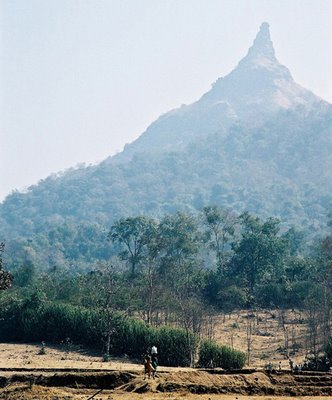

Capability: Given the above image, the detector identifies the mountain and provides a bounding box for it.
[1,23,332,264]
[110,22,327,163]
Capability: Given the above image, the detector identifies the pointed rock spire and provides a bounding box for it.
[231,22,293,80]
[246,22,276,60]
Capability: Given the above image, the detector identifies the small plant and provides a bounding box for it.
[64,337,73,352]
[37,341,46,355]
[264,362,275,371]
[29,377,36,389]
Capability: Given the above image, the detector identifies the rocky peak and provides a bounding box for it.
[246,22,276,61]
[204,22,294,107]
[109,23,326,164]
[233,21,291,80]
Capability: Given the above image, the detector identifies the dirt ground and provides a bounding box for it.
[0,384,329,400]
[0,342,142,371]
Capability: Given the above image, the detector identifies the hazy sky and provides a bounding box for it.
[1,0,332,201]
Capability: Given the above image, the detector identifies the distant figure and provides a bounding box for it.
[151,354,158,379]
[278,361,282,371]
[288,358,294,372]
[144,354,153,379]
[151,345,158,355]
[266,362,273,371]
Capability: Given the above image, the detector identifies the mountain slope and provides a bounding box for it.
[1,23,331,246]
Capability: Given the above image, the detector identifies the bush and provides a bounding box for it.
[152,326,198,367]
[198,339,246,369]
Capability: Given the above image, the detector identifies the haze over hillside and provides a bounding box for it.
[1,23,331,247]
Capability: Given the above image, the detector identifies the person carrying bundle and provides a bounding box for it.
[144,354,153,379]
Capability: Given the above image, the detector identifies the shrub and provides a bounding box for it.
[152,326,198,367]
[198,339,246,369]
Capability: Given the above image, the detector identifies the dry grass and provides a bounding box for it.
[212,309,309,368]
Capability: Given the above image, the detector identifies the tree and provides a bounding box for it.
[203,206,237,274]
[140,222,161,325]
[108,216,156,275]
[311,224,332,345]
[0,242,13,291]
[157,212,202,292]
[157,212,206,358]
[13,261,36,287]
[231,213,288,303]
[97,264,121,359]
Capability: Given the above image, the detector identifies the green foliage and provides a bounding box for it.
[2,207,332,370]
[4,208,326,315]
[38,341,46,355]
[197,339,220,368]
[2,103,332,272]
[324,336,332,361]
[216,285,247,311]
[12,261,36,287]
[198,339,246,369]
[0,242,13,291]
[152,326,198,367]
[203,206,236,273]
[1,207,332,371]
[109,216,157,275]
[231,213,289,300]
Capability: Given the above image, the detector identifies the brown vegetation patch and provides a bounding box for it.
[0,384,75,400]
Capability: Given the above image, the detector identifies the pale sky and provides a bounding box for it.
[1,0,332,201]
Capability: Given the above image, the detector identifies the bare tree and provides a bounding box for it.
[246,312,255,366]
[93,263,122,360]
[277,308,289,358]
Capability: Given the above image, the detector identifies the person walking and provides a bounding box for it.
[151,353,158,379]
[144,354,153,379]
